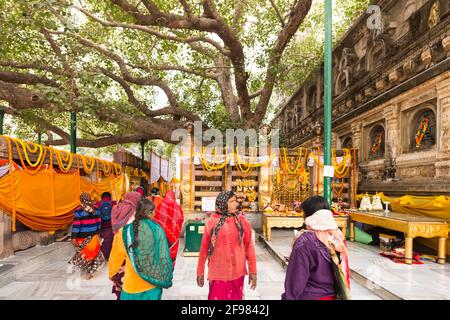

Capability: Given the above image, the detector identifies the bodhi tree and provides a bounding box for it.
[0,0,368,148]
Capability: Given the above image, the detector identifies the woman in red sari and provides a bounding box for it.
[153,190,184,265]
[196,191,257,300]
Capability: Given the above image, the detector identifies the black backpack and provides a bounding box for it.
[99,201,112,221]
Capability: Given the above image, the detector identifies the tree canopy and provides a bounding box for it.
[0,0,368,149]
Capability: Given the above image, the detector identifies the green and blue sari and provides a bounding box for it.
[122,219,173,300]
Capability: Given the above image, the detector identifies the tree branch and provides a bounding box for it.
[179,0,193,17]
[0,70,59,87]
[0,81,53,109]
[1,106,70,142]
[0,60,62,74]
[253,0,312,125]
[74,6,230,56]
[269,0,286,27]
[233,0,246,27]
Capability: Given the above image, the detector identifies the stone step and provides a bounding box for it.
[257,233,398,300]
[0,242,74,287]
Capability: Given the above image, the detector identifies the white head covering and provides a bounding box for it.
[304,209,338,231]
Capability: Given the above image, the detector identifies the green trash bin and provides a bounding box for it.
[183,220,205,256]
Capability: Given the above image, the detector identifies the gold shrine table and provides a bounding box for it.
[349,211,449,264]
[262,214,348,241]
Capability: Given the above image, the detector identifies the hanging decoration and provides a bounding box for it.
[332,148,352,179]
[125,165,149,180]
[234,147,256,177]
[415,116,429,148]
[199,147,227,177]
[279,147,308,177]
[236,179,258,202]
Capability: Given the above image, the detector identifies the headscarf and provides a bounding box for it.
[111,191,141,234]
[80,192,95,213]
[208,191,244,256]
[123,219,173,288]
[136,187,145,197]
[153,190,184,263]
[305,209,350,287]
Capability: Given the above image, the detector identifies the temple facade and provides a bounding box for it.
[273,0,450,196]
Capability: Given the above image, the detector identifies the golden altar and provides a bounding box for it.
[262,214,348,241]
[349,211,449,264]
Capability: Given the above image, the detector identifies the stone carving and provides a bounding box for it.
[388,70,399,83]
[376,79,386,91]
[421,48,432,66]
[428,1,440,29]
[364,88,374,97]
[404,59,416,76]
[442,36,450,53]
[383,145,397,181]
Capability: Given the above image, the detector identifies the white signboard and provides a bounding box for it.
[202,197,216,212]
[323,165,335,178]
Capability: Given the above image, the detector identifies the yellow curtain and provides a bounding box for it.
[356,193,450,255]
[356,193,450,218]
[0,168,126,232]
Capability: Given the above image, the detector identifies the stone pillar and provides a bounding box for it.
[331,132,338,149]
[435,77,450,178]
[180,135,195,213]
[258,153,272,210]
[351,122,363,151]
[383,104,400,159]
[0,211,14,259]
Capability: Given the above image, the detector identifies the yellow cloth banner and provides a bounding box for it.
[356,193,450,218]
[0,168,126,232]
[357,193,450,255]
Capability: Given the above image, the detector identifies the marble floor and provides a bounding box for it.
[0,234,381,300]
[264,228,450,300]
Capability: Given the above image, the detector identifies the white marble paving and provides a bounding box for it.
[0,232,387,300]
[348,241,450,300]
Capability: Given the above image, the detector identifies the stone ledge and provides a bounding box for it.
[0,242,74,288]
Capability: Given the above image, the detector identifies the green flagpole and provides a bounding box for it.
[70,112,77,154]
[324,0,333,204]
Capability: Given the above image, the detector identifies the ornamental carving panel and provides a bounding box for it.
[408,224,448,239]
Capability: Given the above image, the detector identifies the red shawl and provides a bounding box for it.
[153,190,184,263]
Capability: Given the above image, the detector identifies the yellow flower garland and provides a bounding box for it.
[54,149,74,173]
[332,148,351,178]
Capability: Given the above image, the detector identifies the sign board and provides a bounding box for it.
[323,165,335,178]
[201,197,216,212]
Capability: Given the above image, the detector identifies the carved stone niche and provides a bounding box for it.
[421,48,432,66]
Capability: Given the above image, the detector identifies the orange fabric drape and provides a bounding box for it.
[0,168,126,232]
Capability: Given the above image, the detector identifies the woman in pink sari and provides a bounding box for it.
[153,190,184,265]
